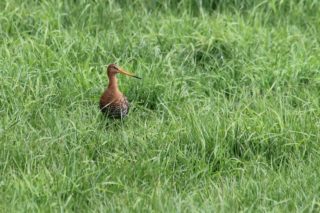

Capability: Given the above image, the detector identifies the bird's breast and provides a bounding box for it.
[100,90,130,119]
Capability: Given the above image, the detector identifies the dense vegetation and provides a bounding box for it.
[1,0,319,211]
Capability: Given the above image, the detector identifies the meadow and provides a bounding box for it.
[0,0,320,212]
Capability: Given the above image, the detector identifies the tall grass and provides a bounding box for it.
[1,0,320,212]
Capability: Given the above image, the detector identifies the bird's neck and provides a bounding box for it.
[108,75,120,93]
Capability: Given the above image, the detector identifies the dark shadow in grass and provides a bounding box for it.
[184,0,221,16]
[297,69,318,86]
[116,0,222,16]
[97,111,128,131]
[127,83,165,111]
[193,39,231,67]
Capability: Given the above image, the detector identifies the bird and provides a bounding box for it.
[100,64,141,119]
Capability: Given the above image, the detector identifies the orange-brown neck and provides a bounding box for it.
[108,74,119,91]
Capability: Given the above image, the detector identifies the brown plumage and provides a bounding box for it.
[100,64,141,119]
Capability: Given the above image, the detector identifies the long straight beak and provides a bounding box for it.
[118,68,142,79]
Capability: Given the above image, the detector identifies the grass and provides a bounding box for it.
[0,0,320,212]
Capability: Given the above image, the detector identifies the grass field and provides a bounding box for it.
[1,0,320,212]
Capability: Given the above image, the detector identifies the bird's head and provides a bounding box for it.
[107,64,141,79]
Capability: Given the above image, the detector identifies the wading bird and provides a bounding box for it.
[100,64,141,119]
